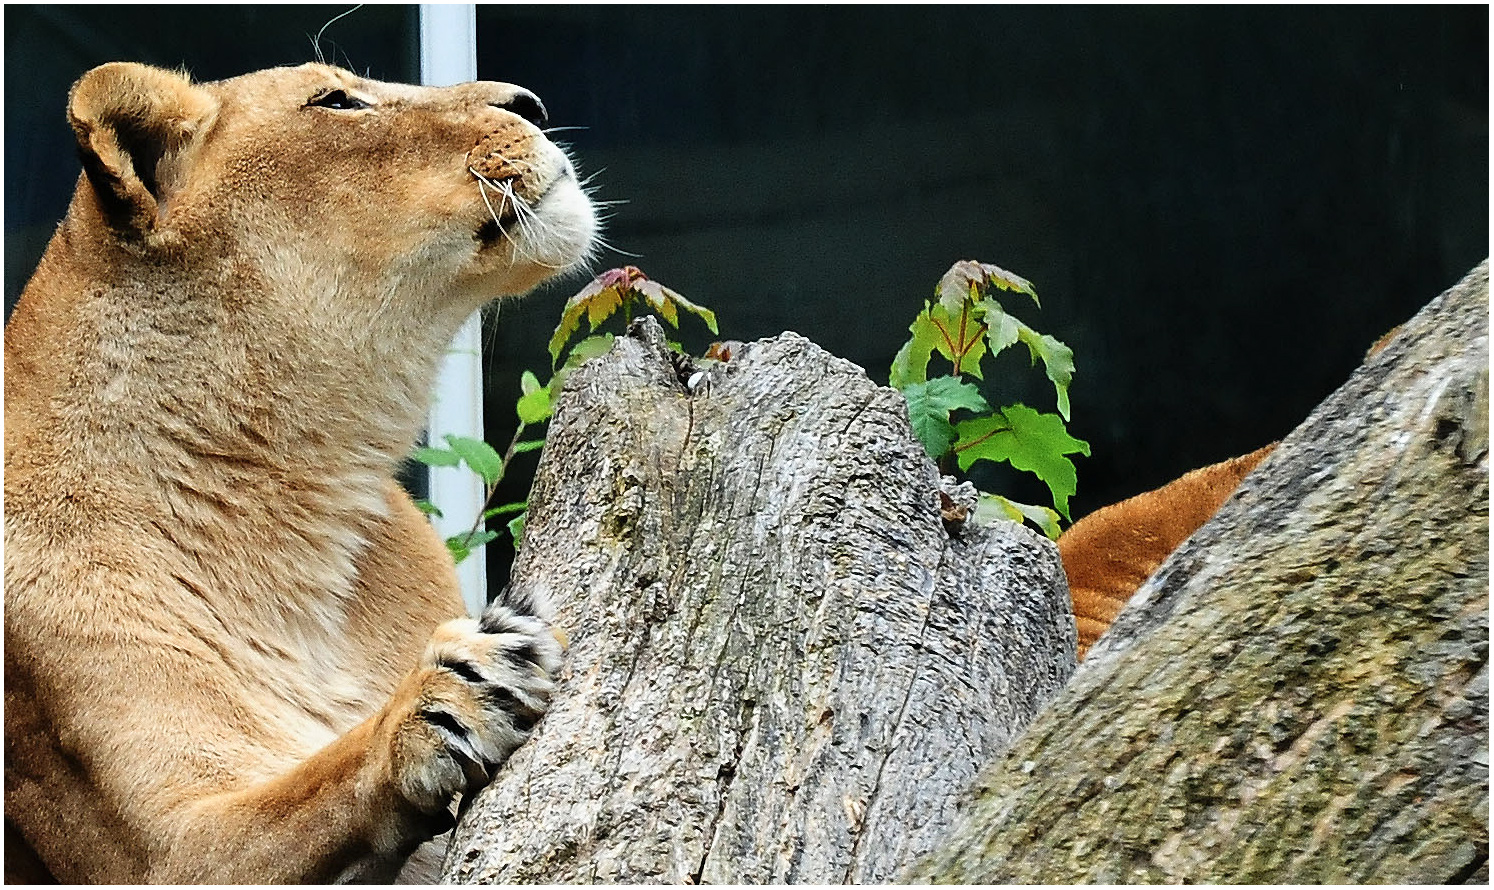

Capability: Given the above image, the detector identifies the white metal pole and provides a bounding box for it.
[419,4,487,617]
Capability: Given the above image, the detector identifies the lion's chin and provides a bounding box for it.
[467,175,597,299]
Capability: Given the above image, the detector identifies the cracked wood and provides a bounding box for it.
[441,317,1076,883]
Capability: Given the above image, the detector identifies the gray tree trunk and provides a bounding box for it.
[908,260,1490,884]
[441,319,1076,883]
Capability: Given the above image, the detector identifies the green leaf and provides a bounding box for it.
[548,293,591,367]
[510,438,546,454]
[954,404,1090,520]
[442,434,504,486]
[410,445,461,468]
[978,492,1025,525]
[976,493,1063,540]
[447,529,500,564]
[446,536,471,564]
[925,376,992,414]
[466,530,500,549]
[550,333,615,393]
[926,301,988,379]
[978,298,1022,358]
[899,293,987,385]
[1015,324,1076,420]
[549,268,632,366]
[507,512,526,546]
[902,376,992,459]
[566,333,615,367]
[413,499,443,519]
[515,371,552,424]
[889,340,922,389]
[891,307,939,387]
[908,403,955,458]
[481,501,528,521]
[663,286,720,335]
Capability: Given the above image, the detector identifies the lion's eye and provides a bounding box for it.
[306,89,371,111]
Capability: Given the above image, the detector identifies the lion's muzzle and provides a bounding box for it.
[467,129,544,196]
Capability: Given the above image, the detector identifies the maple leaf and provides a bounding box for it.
[937,259,1040,313]
[640,280,719,335]
[481,501,528,522]
[549,267,717,368]
[953,404,1089,520]
[585,282,625,329]
[890,307,941,387]
[446,529,500,565]
[548,267,640,366]
[410,445,461,468]
[926,300,988,379]
[566,333,615,368]
[902,376,991,459]
[976,493,1063,540]
[1014,323,1076,420]
[978,298,1022,358]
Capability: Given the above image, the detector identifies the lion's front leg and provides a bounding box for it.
[159,606,564,884]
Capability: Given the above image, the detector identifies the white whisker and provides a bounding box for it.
[471,150,604,273]
[310,5,362,64]
[514,197,573,272]
[471,169,510,231]
[494,179,569,272]
[598,242,642,259]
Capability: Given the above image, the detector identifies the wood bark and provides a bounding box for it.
[908,260,1490,884]
[441,319,1077,883]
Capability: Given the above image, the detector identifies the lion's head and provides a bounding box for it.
[61,61,597,332]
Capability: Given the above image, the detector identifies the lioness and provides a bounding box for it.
[1059,444,1276,658]
[5,61,596,882]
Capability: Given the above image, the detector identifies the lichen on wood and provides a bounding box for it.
[908,260,1490,884]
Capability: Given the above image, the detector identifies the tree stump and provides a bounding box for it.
[441,319,1076,883]
[909,260,1490,883]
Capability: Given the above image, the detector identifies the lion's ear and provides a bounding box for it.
[67,62,219,237]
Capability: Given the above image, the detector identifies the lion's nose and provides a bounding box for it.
[492,88,548,129]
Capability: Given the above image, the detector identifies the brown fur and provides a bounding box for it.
[1059,444,1277,659]
[5,62,596,882]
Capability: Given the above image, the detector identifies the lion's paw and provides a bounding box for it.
[391,613,563,816]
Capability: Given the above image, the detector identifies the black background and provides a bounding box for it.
[6,5,1487,589]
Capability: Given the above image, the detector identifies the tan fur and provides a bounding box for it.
[5,62,596,882]
[1058,444,1277,659]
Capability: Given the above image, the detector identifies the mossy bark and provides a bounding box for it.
[909,260,1490,884]
[441,318,1076,883]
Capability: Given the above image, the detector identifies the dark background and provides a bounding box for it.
[6,5,1488,589]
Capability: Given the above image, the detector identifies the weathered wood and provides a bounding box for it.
[442,318,1076,883]
[909,260,1490,884]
